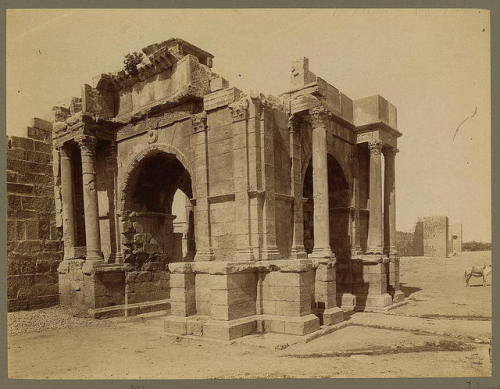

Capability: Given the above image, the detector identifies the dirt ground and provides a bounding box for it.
[8,251,492,379]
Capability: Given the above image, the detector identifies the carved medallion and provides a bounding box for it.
[147,129,158,143]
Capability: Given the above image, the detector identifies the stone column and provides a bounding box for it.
[289,115,307,259]
[309,106,334,260]
[77,135,104,264]
[59,144,76,260]
[384,147,398,255]
[230,98,254,261]
[366,140,384,254]
[191,113,214,261]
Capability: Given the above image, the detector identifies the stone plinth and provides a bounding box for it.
[352,255,393,311]
[163,259,348,341]
[58,260,170,318]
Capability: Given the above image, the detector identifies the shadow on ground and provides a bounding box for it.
[399,283,422,298]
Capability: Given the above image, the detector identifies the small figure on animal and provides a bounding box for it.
[464,265,491,287]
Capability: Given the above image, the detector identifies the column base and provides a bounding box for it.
[392,290,405,303]
[262,314,320,336]
[350,247,363,257]
[322,307,344,326]
[108,252,123,264]
[290,246,308,259]
[234,247,255,261]
[260,246,281,260]
[309,247,335,260]
[366,246,384,255]
[340,293,357,312]
[82,259,108,275]
[360,293,393,311]
[194,249,215,262]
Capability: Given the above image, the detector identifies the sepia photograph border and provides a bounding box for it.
[0,0,498,388]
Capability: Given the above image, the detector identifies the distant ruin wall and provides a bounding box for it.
[420,216,449,257]
[396,216,452,258]
[7,119,63,311]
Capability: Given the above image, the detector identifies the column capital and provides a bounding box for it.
[309,106,330,128]
[384,147,399,157]
[76,135,98,156]
[191,112,208,133]
[229,98,249,122]
[368,140,384,155]
[56,142,72,158]
[288,114,303,133]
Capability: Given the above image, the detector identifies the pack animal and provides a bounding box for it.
[464,265,491,287]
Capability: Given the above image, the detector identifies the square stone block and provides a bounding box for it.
[164,316,188,335]
[210,286,256,306]
[209,273,257,290]
[322,307,344,325]
[186,319,204,336]
[365,293,393,309]
[283,314,320,336]
[202,317,257,341]
[341,293,357,311]
[210,300,256,321]
[262,299,277,315]
[169,273,195,288]
[170,300,196,317]
[262,285,310,302]
[275,299,311,317]
[170,287,195,302]
[316,264,335,282]
[270,319,285,334]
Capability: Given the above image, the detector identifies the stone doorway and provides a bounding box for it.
[120,151,195,270]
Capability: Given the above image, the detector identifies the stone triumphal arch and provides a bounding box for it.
[53,38,403,340]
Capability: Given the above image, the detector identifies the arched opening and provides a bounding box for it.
[303,154,351,258]
[121,151,195,270]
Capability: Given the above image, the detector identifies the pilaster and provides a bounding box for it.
[229,98,254,261]
[191,112,215,261]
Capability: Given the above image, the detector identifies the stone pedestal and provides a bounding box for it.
[354,255,392,310]
[388,256,405,303]
[314,260,344,325]
[168,263,196,318]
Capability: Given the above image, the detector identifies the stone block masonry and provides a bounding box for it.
[7,118,64,311]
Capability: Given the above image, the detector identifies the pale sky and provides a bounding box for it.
[6,9,491,242]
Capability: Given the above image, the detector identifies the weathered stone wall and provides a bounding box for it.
[450,223,463,255]
[7,118,63,311]
[418,216,449,257]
